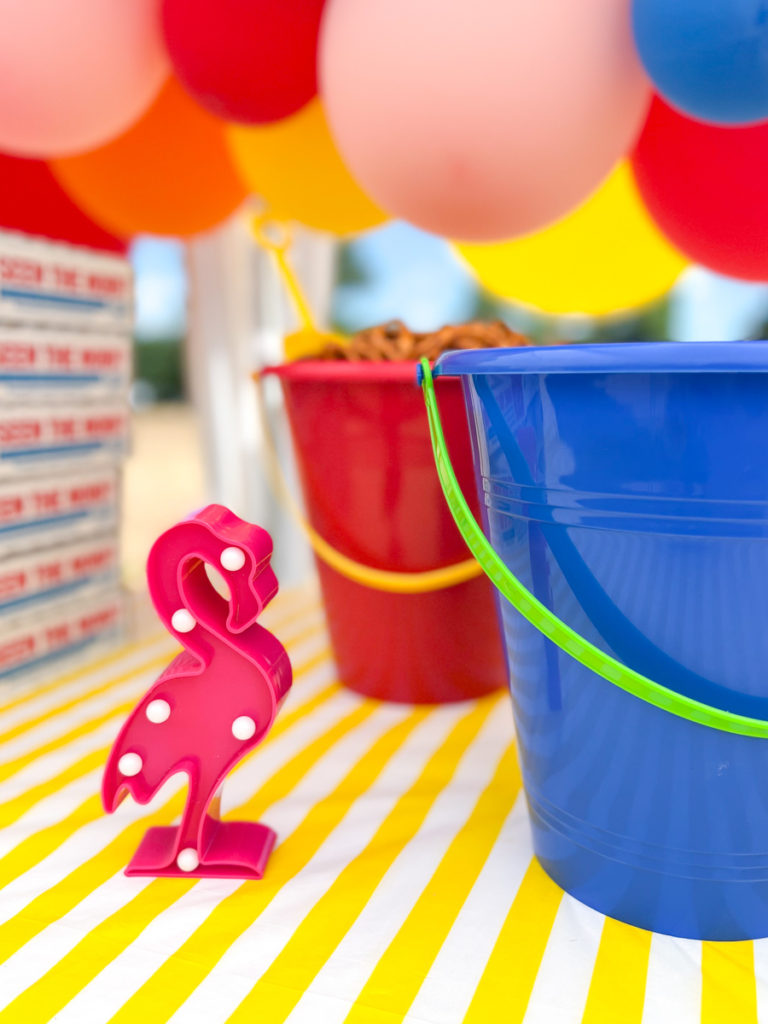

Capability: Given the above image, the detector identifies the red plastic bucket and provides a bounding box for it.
[264,360,508,703]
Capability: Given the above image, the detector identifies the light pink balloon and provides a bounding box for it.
[320,0,651,241]
[0,0,168,157]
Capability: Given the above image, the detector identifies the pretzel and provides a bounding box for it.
[315,319,530,361]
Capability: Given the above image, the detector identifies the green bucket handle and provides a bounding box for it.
[419,357,768,739]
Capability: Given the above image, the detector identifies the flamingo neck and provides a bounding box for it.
[147,523,238,662]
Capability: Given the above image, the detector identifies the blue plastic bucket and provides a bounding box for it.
[423,341,768,940]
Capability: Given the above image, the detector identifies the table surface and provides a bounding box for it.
[0,586,764,1024]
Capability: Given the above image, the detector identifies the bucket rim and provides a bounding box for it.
[432,340,768,378]
[261,360,420,383]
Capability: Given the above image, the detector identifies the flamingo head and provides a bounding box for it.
[148,505,280,638]
[202,506,279,634]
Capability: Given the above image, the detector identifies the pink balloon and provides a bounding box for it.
[0,0,169,157]
[320,0,651,241]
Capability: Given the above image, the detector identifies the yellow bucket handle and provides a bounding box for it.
[254,371,482,593]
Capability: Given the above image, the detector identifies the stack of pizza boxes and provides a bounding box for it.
[0,230,133,680]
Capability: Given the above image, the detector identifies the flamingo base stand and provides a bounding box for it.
[126,820,276,879]
[101,506,293,880]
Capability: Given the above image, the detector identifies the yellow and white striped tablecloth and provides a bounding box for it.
[0,587,765,1023]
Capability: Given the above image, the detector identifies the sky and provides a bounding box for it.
[130,224,768,344]
[670,269,768,341]
[130,235,188,341]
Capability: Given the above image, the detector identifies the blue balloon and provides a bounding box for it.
[632,0,768,125]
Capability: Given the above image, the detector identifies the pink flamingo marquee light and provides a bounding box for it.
[102,505,292,878]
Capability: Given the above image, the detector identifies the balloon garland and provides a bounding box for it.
[632,97,768,281]
[50,79,249,239]
[457,162,687,316]
[161,0,326,124]
[632,0,768,126]
[0,0,763,308]
[227,99,385,235]
[0,0,168,157]
[319,0,651,241]
[0,152,126,253]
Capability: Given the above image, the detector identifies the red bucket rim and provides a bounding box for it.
[261,360,420,384]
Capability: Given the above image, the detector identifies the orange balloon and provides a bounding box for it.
[50,78,248,237]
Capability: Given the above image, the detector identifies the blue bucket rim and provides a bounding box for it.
[431,340,768,378]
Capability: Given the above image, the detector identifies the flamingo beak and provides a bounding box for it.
[226,562,278,632]
[228,593,260,633]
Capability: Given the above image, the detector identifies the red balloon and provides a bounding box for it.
[161,0,326,124]
[632,96,768,281]
[0,152,126,253]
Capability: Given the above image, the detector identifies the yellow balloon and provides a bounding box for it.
[457,162,687,316]
[227,98,386,235]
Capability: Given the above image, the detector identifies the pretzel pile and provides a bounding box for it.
[315,319,530,361]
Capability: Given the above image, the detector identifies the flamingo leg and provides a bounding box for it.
[175,769,217,858]
[125,773,276,879]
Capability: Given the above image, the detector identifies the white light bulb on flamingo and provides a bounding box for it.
[232,715,257,740]
[171,608,195,633]
[176,848,199,872]
[118,752,143,777]
[220,546,246,571]
[146,699,171,724]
